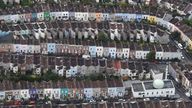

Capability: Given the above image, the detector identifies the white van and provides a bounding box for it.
[178,43,183,49]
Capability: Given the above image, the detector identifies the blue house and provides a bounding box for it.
[136,14,143,22]
[114,13,123,21]
[31,13,37,22]
[60,88,68,99]
[47,43,56,54]
[0,31,10,37]
[89,46,97,57]
[122,14,129,22]
[29,88,37,99]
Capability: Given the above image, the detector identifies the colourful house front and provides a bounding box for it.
[47,43,56,54]
[122,14,129,22]
[60,88,68,99]
[44,11,51,20]
[95,13,102,22]
[31,13,37,21]
[147,16,157,24]
[89,46,97,57]
[136,14,142,22]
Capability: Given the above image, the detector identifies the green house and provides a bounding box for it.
[60,88,68,99]
[44,11,50,20]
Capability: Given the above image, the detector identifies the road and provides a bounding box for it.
[171,77,191,101]
[169,39,192,64]
[180,49,192,64]
[169,39,192,101]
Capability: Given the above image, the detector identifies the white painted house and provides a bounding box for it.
[149,64,168,80]
[96,46,103,57]
[37,12,44,21]
[43,88,53,99]
[20,89,30,99]
[52,88,60,99]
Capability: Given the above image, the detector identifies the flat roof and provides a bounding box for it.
[132,83,144,92]
[143,80,174,90]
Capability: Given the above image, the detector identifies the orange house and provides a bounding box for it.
[113,60,121,74]
[95,13,102,22]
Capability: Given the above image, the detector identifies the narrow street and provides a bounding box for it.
[169,38,192,64]
[169,76,191,101]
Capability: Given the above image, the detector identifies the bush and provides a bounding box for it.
[170,31,181,42]
[0,0,6,9]
[98,31,109,42]
[146,51,155,61]
[183,19,192,27]
[20,0,32,7]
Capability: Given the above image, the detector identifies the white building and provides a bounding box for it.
[12,90,20,100]
[75,12,87,21]
[149,64,168,80]
[43,88,53,99]
[52,88,60,99]
[84,82,93,100]
[37,12,44,21]
[131,79,175,98]
[135,44,143,59]
[55,65,65,76]
[162,45,182,60]
[96,46,103,57]
[155,44,164,60]
[20,89,30,99]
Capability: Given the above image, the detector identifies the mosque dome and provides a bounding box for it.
[153,79,164,89]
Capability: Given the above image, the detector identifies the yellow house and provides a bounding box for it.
[147,16,157,24]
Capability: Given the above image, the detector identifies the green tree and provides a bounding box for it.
[146,51,155,61]
[80,0,95,4]
[98,31,109,42]
[45,0,55,3]
[171,31,181,42]
[0,0,6,9]
[183,19,192,27]
[20,0,32,7]
[42,70,58,81]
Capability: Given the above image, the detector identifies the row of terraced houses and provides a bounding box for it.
[1,2,192,48]
[0,79,124,101]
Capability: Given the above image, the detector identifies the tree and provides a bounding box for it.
[0,0,6,9]
[42,70,58,81]
[20,0,32,7]
[171,31,181,42]
[172,10,180,17]
[146,51,155,61]
[183,19,192,27]
[98,31,109,42]
[80,0,95,4]
[45,0,55,3]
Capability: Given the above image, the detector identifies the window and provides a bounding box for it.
[152,92,153,95]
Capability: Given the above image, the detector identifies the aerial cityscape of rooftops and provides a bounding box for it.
[1,0,192,107]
